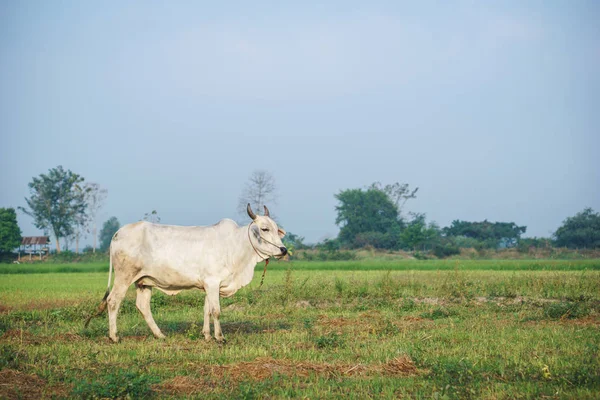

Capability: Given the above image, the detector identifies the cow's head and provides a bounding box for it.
[247,203,287,259]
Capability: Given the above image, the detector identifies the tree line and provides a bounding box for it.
[0,167,599,257]
[323,182,599,255]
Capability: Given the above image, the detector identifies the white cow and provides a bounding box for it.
[85,204,287,343]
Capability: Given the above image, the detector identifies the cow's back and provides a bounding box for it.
[110,219,242,271]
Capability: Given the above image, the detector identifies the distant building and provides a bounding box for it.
[19,236,50,261]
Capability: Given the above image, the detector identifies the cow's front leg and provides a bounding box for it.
[204,279,225,343]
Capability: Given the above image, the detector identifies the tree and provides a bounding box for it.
[99,217,120,252]
[369,182,418,218]
[238,170,277,219]
[399,213,440,251]
[84,182,107,253]
[0,208,22,253]
[19,166,87,253]
[282,231,309,251]
[335,187,401,248]
[70,186,90,253]
[554,208,600,249]
[442,220,526,248]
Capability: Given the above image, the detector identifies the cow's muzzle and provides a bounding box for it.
[279,247,288,257]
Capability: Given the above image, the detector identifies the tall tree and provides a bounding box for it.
[84,182,107,253]
[237,170,277,218]
[70,183,92,253]
[99,217,120,252]
[0,208,22,253]
[335,187,400,247]
[369,182,418,218]
[19,166,87,253]
[554,208,600,249]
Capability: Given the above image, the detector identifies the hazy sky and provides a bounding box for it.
[1,1,599,246]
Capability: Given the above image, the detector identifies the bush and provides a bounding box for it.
[432,242,461,258]
[352,231,397,250]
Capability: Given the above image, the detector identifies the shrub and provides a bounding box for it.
[432,242,460,258]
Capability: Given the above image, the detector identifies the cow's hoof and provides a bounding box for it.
[155,333,166,339]
[204,335,212,342]
[109,336,120,343]
[216,337,227,345]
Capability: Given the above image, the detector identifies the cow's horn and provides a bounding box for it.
[247,203,257,220]
[263,205,270,217]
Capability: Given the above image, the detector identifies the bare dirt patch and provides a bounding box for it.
[0,369,68,400]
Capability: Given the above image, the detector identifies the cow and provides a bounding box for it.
[85,204,287,343]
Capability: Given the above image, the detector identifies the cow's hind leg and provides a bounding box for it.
[202,296,211,341]
[107,281,128,343]
[204,279,225,343]
[136,285,165,339]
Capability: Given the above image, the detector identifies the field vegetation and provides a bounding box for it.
[1,260,599,399]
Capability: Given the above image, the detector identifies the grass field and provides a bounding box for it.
[1,259,599,399]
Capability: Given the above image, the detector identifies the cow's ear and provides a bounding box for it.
[278,228,286,238]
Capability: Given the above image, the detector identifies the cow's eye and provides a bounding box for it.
[261,228,269,232]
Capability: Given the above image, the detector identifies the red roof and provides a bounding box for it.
[21,236,50,245]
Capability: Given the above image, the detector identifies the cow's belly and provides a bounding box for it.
[135,266,202,295]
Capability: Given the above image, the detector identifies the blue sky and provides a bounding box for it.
[1,1,598,245]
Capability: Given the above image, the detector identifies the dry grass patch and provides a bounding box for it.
[317,315,357,328]
[193,356,424,382]
[1,329,41,345]
[155,375,220,396]
[14,299,77,311]
[525,315,600,327]
[0,369,68,399]
[155,356,425,395]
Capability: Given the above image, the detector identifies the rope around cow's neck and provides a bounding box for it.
[247,222,278,288]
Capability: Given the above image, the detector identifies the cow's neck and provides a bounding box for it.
[238,224,266,266]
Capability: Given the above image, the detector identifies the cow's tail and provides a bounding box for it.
[84,249,113,328]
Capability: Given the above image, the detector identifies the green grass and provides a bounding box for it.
[1,258,599,274]
[1,260,599,399]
